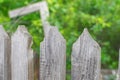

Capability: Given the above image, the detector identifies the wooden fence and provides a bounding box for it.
[0,25,119,80]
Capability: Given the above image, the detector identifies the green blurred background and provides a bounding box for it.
[0,0,120,80]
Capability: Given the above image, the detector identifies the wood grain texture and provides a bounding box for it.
[40,27,66,80]
[11,25,34,80]
[71,28,101,80]
[39,1,51,36]
[39,1,49,25]
[0,25,11,80]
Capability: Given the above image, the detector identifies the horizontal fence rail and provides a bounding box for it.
[0,25,119,80]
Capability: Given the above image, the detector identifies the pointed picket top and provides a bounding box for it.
[11,25,33,80]
[72,28,101,80]
[48,27,65,41]
[40,27,66,80]
[0,25,9,38]
[12,25,32,47]
[16,25,28,32]
[74,28,99,47]
[13,25,29,36]
[79,28,94,40]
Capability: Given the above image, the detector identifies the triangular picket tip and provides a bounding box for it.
[15,25,28,34]
[13,25,31,37]
[12,25,32,47]
[73,28,100,48]
[48,27,66,42]
[80,28,95,42]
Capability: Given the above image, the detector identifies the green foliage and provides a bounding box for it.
[47,0,120,69]
[0,0,120,73]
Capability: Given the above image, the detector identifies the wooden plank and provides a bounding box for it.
[9,1,50,36]
[71,28,101,80]
[39,1,49,25]
[39,2,51,36]
[11,25,34,80]
[0,25,11,80]
[40,27,66,80]
[9,1,49,18]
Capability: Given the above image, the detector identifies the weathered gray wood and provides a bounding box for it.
[71,28,101,80]
[39,1,49,25]
[9,1,50,36]
[0,25,11,80]
[11,25,34,80]
[40,27,66,80]
[9,1,49,18]
[39,2,51,36]
[117,49,120,80]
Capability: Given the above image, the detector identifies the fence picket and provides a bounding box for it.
[40,27,66,80]
[71,28,101,80]
[0,25,118,80]
[0,25,11,80]
[11,25,34,80]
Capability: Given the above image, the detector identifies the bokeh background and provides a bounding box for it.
[0,0,120,80]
